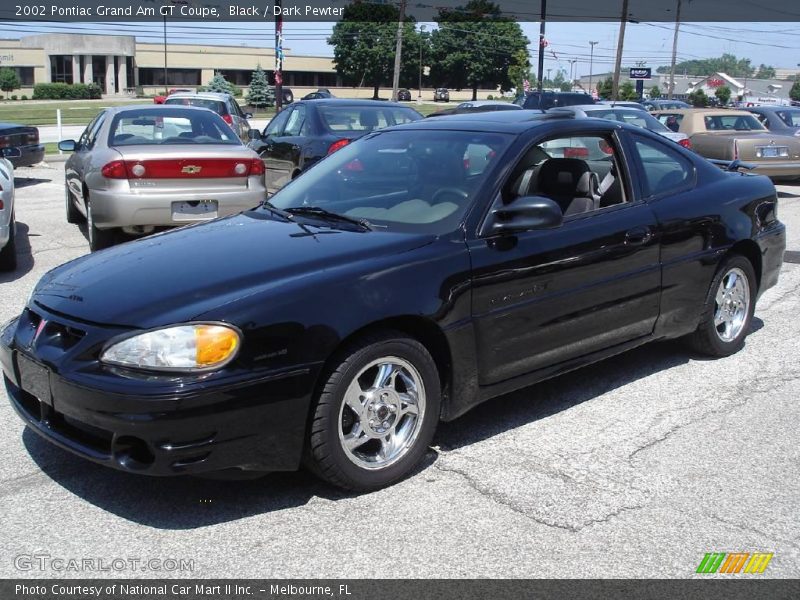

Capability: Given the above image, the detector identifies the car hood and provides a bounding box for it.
[32,212,435,328]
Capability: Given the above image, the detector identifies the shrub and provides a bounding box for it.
[487,94,494,100]
[33,82,103,100]
[21,94,27,100]
[10,95,17,101]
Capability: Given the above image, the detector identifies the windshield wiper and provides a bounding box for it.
[285,206,372,231]
[260,200,294,222]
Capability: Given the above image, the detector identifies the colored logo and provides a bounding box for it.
[181,165,202,175]
[696,552,773,574]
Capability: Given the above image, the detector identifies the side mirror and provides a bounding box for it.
[0,147,21,159]
[486,196,563,235]
[58,140,77,152]
[247,129,262,141]
[244,112,254,119]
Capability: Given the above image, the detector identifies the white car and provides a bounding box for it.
[0,147,21,271]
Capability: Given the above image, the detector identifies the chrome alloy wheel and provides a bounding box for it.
[714,267,750,342]
[338,356,426,470]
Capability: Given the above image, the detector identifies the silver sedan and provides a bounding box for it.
[59,105,267,251]
[0,147,21,270]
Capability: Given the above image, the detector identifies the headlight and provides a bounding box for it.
[100,323,241,372]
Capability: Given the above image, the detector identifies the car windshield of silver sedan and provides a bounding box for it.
[108,109,240,146]
[268,130,512,233]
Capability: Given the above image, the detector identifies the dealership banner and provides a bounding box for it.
[1,0,798,22]
[3,580,800,600]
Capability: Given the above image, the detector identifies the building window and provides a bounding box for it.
[137,68,201,86]
[50,55,73,84]
[126,57,134,90]
[286,71,316,87]
[318,72,338,87]
[8,67,34,86]
[218,70,253,86]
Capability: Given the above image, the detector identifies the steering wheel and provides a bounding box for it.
[431,187,469,205]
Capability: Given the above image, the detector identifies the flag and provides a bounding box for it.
[523,79,531,92]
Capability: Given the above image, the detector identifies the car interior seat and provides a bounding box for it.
[534,158,600,216]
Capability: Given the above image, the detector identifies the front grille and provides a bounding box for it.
[26,309,87,351]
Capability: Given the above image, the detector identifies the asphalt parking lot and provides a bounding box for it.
[1,162,799,579]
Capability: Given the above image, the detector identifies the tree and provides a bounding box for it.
[507,48,532,94]
[328,2,420,99]
[0,68,20,99]
[655,53,754,78]
[246,65,270,108]
[688,88,708,107]
[207,72,234,95]
[597,77,613,100]
[649,85,661,98]
[429,0,529,100]
[552,70,571,92]
[714,85,732,106]
[755,64,776,79]
[618,81,639,101]
[790,80,800,102]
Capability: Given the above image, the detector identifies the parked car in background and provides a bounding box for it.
[0,123,44,167]
[248,99,422,192]
[0,147,21,271]
[267,86,295,106]
[164,92,253,142]
[745,105,800,137]
[643,99,691,111]
[397,88,412,101]
[302,89,335,100]
[153,88,194,104]
[3,111,784,491]
[58,105,266,251]
[653,109,800,180]
[549,105,692,149]
[434,88,450,102]
[513,91,595,110]
[427,100,523,118]
[597,100,647,111]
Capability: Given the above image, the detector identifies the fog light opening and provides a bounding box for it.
[113,436,155,470]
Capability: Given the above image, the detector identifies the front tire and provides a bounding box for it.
[86,199,115,252]
[306,331,441,491]
[65,183,82,224]
[0,211,17,271]
[688,255,756,357]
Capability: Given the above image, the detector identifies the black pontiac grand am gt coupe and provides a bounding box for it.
[1,111,785,491]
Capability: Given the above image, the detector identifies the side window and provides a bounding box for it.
[502,133,627,216]
[85,113,106,149]
[632,135,694,198]
[78,114,100,149]
[263,108,291,137]
[283,105,306,136]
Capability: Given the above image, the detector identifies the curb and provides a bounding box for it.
[43,154,68,163]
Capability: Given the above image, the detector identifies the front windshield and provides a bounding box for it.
[268,129,513,234]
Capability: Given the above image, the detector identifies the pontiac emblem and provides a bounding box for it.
[181,165,202,174]
[32,319,47,344]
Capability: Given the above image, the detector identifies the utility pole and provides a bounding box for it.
[568,59,577,89]
[668,0,682,99]
[612,0,630,101]
[275,0,283,111]
[418,24,426,100]
[162,12,168,96]
[391,0,407,102]
[588,41,598,97]
[537,0,547,93]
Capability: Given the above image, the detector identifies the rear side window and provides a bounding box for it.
[164,97,227,116]
[703,114,764,131]
[319,107,420,132]
[632,135,694,198]
[776,110,800,127]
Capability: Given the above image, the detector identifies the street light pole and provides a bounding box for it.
[589,41,598,96]
[537,0,547,93]
[162,13,168,95]
[612,0,630,101]
[668,0,682,99]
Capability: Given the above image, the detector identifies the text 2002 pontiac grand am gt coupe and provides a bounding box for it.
[1,111,785,491]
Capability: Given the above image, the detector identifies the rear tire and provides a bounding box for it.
[86,199,115,252]
[687,255,756,357]
[0,211,17,271]
[305,331,441,491]
[65,183,82,224]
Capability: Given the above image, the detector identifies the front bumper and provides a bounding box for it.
[1,307,317,476]
[89,183,266,229]
[8,144,45,168]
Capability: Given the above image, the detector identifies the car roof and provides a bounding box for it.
[652,108,754,116]
[298,98,413,108]
[557,104,645,113]
[167,92,231,100]
[746,105,796,113]
[459,100,521,107]
[100,104,219,116]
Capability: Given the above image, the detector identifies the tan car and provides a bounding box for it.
[653,109,800,180]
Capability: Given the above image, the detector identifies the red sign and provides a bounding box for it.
[708,78,725,88]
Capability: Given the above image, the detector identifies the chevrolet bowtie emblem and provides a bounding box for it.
[181,165,202,174]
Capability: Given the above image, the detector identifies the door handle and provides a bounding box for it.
[624,226,653,246]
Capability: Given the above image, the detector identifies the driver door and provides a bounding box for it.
[467,129,662,386]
